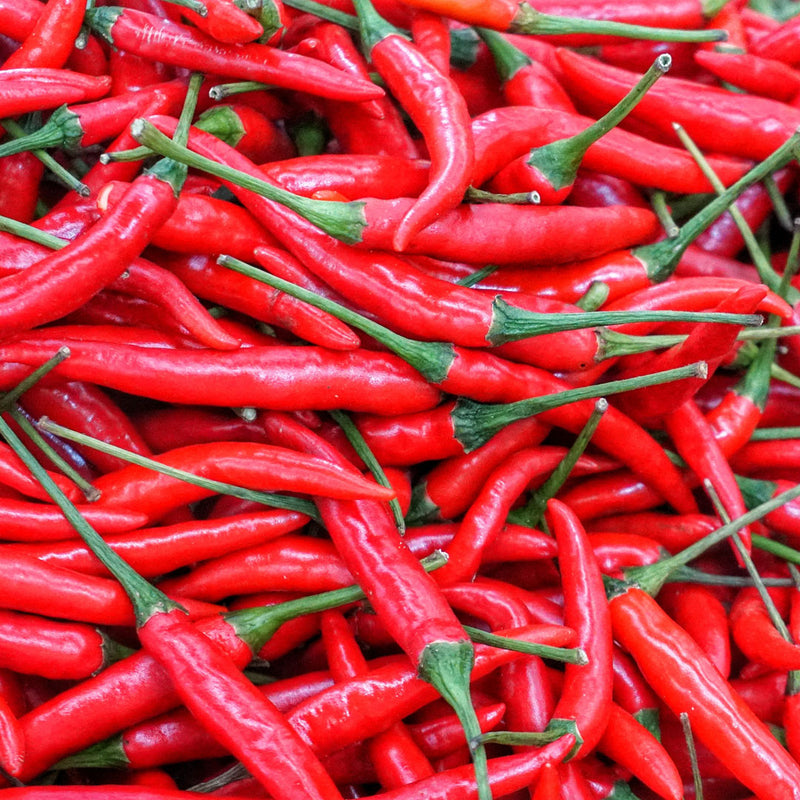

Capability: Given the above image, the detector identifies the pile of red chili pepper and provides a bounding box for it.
[6,0,800,798]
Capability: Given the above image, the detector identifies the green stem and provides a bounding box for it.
[451,362,706,452]
[486,295,761,345]
[465,186,540,204]
[456,264,500,288]
[36,418,320,520]
[750,427,800,441]
[523,54,671,192]
[476,26,531,83]
[130,119,368,244]
[463,625,587,665]
[625,480,800,596]
[680,713,704,800]
[1,118,88,196]
[0,105,83,158]
[0,416,177,626]
[155,0,207,15]
[476,729,565,748]
[0,347,70,411]
[208,81,273,100]
[281,0,357,28]
[511,5,727,41]
[328,409,405,534]
[764,174,794,231]
[575,281,610,311]
[636,128,800,282]
[511,399,606,529]
[649,190,679,238]
[672,121,786,296]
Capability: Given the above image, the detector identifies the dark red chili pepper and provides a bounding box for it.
[609,582,800,800]
[85,7,383,102]
[351,0,473,251]
[0,153,42,224]
[2,0,85,69]
[568,168,648,209]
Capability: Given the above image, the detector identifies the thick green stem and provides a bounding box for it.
[36,418,319,519]
[1,118,88,196]
[130,119,368,244]
[451,362,706,452]
[524,54,670,192]
[510,4,727,41]
[0,105,83,158]
[418,640,492,800]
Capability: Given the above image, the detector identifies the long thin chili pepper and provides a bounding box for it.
[85,6,384,101]
[260,410,492,800]
[350,0,473,251]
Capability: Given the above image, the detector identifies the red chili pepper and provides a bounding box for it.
[695,49,800,102]
[178,0,264,44]
[86,7,383,102]
[0,440,79,502]
[0,338,442,415]
[0,70,112,118]
[351,0,473,251]
[0,152,43,224]
[2,0,85,69]
[557,47,800,161]
[609,582,800,800]
[541,499,613,758]
[750,12,800,64]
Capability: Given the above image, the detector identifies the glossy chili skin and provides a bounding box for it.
[0,70,111,119]
[86,7,384,102]
[0,339,442,415]
[0,171,179,341]
[609,584,800,800]
[3,0,85,70]
[544,499,613,758]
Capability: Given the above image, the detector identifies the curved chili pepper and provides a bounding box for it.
[665,397,753,557]
[587,532,665,577]
[85,7,383,101]
[609,582,800,800]
[177,0,264,44]
[658,583,731,678]
[0,440,79,502]
[730,586,800,671]
[0,608,130,681]
[351,0,473,251]
[750,11,800,63]
[597,701,683,800]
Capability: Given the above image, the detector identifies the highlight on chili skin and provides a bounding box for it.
[1,1,800,799]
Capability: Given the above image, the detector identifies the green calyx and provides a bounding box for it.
[195,106,247,149]
[350,0,405,54]
[0,105,83,158]
[55,736,129,770]
[419,639,491,800]
[219,255,457,383]
[477,26,531,83]
[83,6,124,42]
[524,54,670,193]
[130,118,369,244]
[450,362,705,452]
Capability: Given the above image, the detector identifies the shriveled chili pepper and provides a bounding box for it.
[86,6,383,102]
